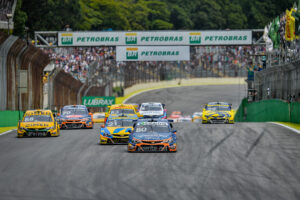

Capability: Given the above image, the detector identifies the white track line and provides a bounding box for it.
[0,129,16,136]
[269,122,300,134]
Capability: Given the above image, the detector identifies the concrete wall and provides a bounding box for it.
[254,61,300,101]
[124,77,246,96]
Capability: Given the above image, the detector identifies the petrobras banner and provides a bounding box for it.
[116,46,190,61]
[58,30,252,46]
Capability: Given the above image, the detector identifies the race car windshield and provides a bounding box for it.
[23,115,53,122]
[106,119,134,127]
[207,106,231,111]
[140,105,162,111]
[135,125,170,133]
[93,113,105,119]
[110,109,135,115]
[62,109,88,115]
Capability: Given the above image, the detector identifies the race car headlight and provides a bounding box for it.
[132,138,142,144]
[46,126,55,130]
[163,137,173,144]
[18,127,26,131]
[102,131,111,137]
[81,118,89,122]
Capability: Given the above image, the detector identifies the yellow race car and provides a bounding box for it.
[202,102,235,124]
[17,109,60,137]
[100,114,137,144]
[93,112,106,123]
[105,104,142,123]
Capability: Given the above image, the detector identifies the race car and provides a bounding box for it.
[100,114,137,144]
[57,105,94,129]
[168,111,182,122]
[202,102,235,124]
[17,109,60,137]
[105,104,142,123]
[139,102,167,119]
[192,112,202,122]
[93,112,106,123]
[128,119,177,152]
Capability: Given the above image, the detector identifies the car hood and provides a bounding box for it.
[204,111,231,118]
[60,114,89,119]
[105,127,132,134]
[20,122,54,129]
[133,132,172,140]
[139,110,164,116]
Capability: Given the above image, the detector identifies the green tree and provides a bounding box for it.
[146,1,173,29]
[21,0,82,32]
[13,0,28,37]
[191,0,226,29]
[169,5,193,29]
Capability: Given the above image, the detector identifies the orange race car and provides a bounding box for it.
[57,105,94,129]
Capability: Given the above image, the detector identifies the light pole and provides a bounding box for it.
[6,13,13,35]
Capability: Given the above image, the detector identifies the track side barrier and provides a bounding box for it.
[0,32,49,111]
[235,98,300,124]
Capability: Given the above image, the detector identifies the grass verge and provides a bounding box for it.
[277,122,300,131]
[0,127,17,134]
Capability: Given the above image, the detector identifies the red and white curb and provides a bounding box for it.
[269,122,300,135]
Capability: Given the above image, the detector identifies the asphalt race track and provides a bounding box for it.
[1,84,300,200]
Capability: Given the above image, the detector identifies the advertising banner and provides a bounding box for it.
[116,46,190,61]
[82,96,115,107]
[58,31,252,46]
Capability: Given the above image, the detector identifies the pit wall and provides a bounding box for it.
[235,98,300,124]
[124,77,246,96]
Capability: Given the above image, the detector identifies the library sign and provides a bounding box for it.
[58,30,252,46]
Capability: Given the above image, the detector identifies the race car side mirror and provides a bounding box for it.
[101,125,105,128]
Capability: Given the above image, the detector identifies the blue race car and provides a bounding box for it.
[57,105,93,129]
[100,114,137,144]
[128,118,177,152]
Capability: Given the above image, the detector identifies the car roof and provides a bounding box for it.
[63,105,87,109]
[141,102,162,105]
[207,102,230,106]
[137,118,169,122]
[108,114,137,120]
[110,104,135,109]
[25,109,53,115]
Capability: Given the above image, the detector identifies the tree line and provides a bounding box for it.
[13,0,295,37]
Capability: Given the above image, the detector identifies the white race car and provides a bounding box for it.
[139,102,167,119]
